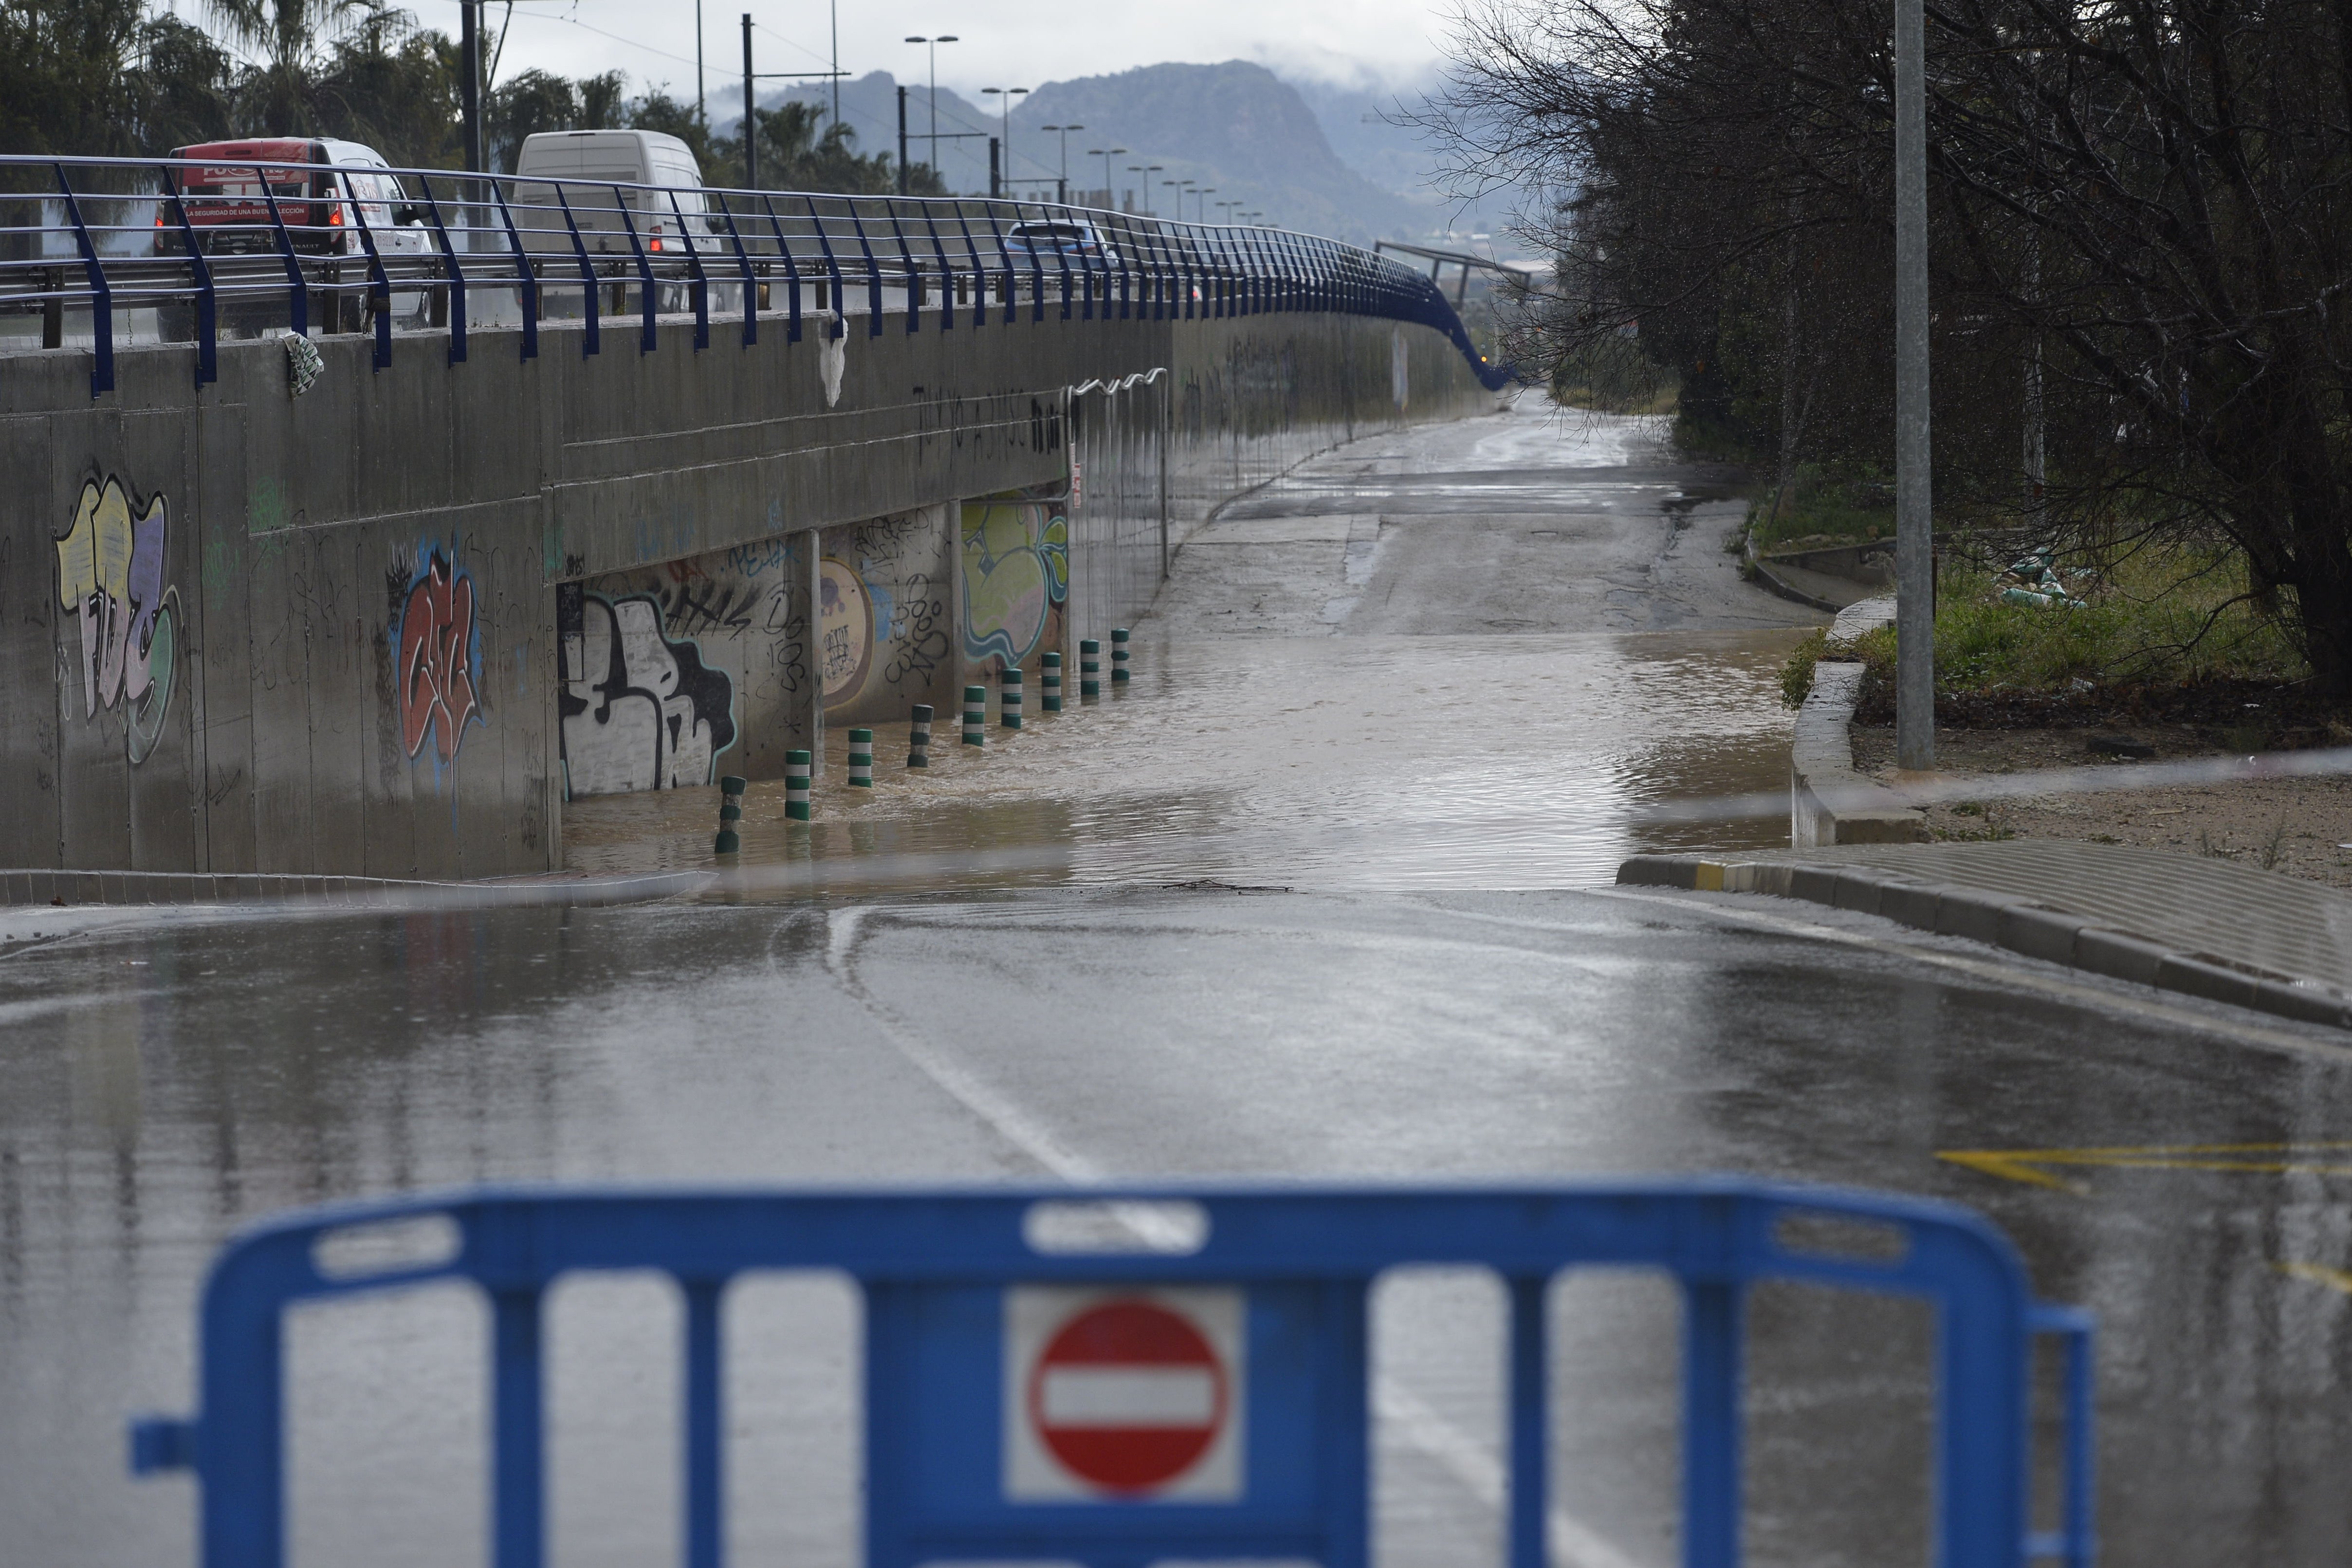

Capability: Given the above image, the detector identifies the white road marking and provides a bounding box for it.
[815,904,1660,1568]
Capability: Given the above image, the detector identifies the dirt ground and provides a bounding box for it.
[1850,722,2352,889]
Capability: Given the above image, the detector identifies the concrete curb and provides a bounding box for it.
[0,867,715,910]
[1790,662,1927,846]
[1617,853,2352,1030]
[1743,535,1847,613]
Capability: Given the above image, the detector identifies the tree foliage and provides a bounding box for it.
[3,2,923,195]
[1424,0,2352,690]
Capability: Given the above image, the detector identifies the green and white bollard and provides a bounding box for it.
[1041,651,1063,712]
[847,729,873,787]
[962,685,986,745]
[785,750,812,820]
[1001,664,1023,729]
[1111,627,1131,685]
[714,774,747,854]
[908,703,933,767]
[1079,639,1101,700]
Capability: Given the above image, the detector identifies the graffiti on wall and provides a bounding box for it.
[55,475,179,764]
[391,544,485,766]
[960,493,1069,666]
[818,557,874,702]
[557,584,737,796]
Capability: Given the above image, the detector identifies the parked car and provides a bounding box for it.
[155,137,431,336]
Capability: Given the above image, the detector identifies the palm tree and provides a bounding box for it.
[204,0,371,135]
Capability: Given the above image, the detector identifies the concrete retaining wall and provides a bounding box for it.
[1,303,1492,876]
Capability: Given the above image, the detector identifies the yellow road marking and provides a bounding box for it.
[2279,1261,2352,1296]
[1938,1141,2352,1192]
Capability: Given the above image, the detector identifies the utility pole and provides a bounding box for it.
[742,15,756,189]
[459,0,483,174]
[829,0,840,123]
[1894,0,1934,770]
[897,86,909,196]
[697,0,705,124]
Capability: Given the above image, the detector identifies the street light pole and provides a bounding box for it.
[1196,186,1214,221]
[1128,165,1161,217]
[1040,124,1083,203]
[904,37,957,186]
[1087,146,1125,208]
[1894,0,1934,770]
[981,87,1028,194]
[742,14,755,188]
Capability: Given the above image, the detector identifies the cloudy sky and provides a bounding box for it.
[408,0,1459,106]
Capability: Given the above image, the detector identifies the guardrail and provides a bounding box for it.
[0,156,1514,399]
[128,1180,2094,1568]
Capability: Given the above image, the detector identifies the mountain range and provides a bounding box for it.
[720,60,1514,250]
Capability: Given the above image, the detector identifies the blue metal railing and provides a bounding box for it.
[128,1179,2094,1568]
[0,155,1516,399]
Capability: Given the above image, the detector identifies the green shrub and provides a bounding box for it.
[1775,544,2306,702]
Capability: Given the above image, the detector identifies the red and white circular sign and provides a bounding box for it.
[1004,1286,1245,1501]
[1028,1299,1227,1492]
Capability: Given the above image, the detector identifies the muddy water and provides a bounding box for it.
[569,402,1819,893]
[564,629,1805,895]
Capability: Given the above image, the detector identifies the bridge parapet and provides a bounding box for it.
[1,161,1510,879]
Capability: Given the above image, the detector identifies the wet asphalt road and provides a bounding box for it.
[5,402,2352,1566]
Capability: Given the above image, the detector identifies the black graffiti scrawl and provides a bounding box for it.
[557,585,737,796]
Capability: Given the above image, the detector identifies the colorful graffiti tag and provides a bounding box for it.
[557,585,737,796]
[54,475,179,764]
[960,494,1069,666]
[393,546,484,765]
[818,556,875,702]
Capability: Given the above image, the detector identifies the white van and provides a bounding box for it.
[513,130,713,257]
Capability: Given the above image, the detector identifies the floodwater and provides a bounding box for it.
[567,401,1822,895]
[6,399,2352,1568]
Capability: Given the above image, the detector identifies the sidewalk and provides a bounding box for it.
[1619,838,2352,1029]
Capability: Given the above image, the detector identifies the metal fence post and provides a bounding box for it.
[1682,1278,1743,1568]
[491,1287,545,1568]
[717,198,758,348]
[667,187,711,350]
[552,184,601,358]
[611,187,660,354]
[254,165,311,345]
[756,196,802,342]
[1508,1276,1547,1568]
[415,176,470,363]
[952,203,990,331]
[919,203,956,332]
[491,178,538,361]
[158,166,218,387]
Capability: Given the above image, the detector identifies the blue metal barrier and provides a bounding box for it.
[4,154,1514,402]
[128,1180,2092,1568]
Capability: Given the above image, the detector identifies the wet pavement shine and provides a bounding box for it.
[6,401,2352,1567]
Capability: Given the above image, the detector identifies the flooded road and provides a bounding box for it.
[7,399,2351,1568]
[568,401,1819,891]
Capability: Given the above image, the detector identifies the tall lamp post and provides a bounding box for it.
[980,86,1028,196]
[1039,123,1083,203]
[1127,164,1161,216]
[1893,0,1934,769]
[1087,146,1126,208]
[1195,186,1214,222]
[903,36,958,184]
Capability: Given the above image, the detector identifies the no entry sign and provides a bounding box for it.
[1004,1286,1245,1501]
